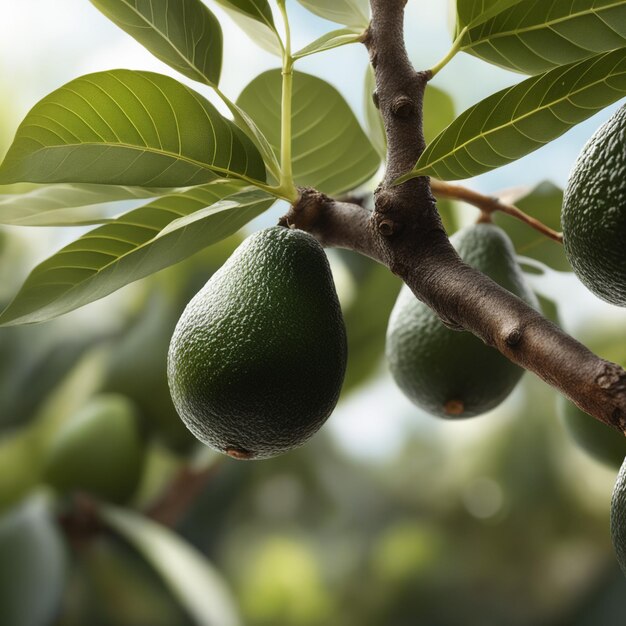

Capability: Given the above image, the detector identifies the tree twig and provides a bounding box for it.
[430,179,564,243]
[281,0,626,434]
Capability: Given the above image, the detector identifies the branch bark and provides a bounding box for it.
[281,0,626,434]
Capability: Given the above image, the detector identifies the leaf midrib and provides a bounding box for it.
[418,53,625,171]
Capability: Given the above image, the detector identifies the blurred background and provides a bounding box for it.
[1,1,626,625]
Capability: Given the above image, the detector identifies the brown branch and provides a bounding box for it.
[430,179,564,243]
[280,0,626,434]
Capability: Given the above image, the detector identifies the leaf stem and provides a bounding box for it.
[277,0,297,201]
[430,179,563,243]
[428,27,467,78]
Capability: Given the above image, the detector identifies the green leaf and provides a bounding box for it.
[238,70,380,195]
[0,182,274,325]
[212,0,281,55]
[293,27,363,60]
[101,504,241,626]
[405,48,626,181]
[89,0,223,85]
[0,496,68,626]
[0,183,163,226]
[363,66,386,159]
[460,0,626,75]
[296,0,370,29]
[455,0,524,33]
[0,70,267,188]
[423,84,456,144]
[493,181,570,271]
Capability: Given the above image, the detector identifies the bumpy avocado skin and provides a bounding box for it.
[167,227,347,460]
[562,104,626,306]
[611,457,626,576]
[386,223,538,418]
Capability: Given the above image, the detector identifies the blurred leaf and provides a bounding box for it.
[0,496,68,626]
[363,66,386,159]
[0,184,163,226]
[238,70,380,195]
[0,183,273,325]
[535,293,561,327]
[0,70,266,187]
[405,49,626,181]
[0,431,43,513]
[454,0,524,33]
[460,1,626,75]
[340,252,401,393]
[212,0,281,55]
[493,181,569,271]
[293,28,363,59]
[296,0,370,29]
[423,84,456,144]
[89,0,223,85]
[102,505,241,626]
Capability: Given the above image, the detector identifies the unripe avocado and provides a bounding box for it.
[562,104,626,306]
[386,223,538,418]
[559,396,626,468]
[43,394,145,503]
[611,457,626,576]
[167,226,347,460]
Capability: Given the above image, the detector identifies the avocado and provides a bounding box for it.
[167,226,347,460]
[43,394,145,503]
[611,457,626,576]
[562,104,626,306]
[386,223,538,418]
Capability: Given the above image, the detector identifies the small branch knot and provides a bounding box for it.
[505,328,522,347]
[378,219,397,237]
[372,90,380,109]
[391,95,414,118]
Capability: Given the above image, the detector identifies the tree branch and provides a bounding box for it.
[430,179,564,243]
[281,0,626,434]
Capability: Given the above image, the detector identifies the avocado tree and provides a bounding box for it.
[1,0,626,622]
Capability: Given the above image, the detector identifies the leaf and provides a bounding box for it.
[101,504,241,626]
[293,27,363,60]
[493,181,570,271]
[238,70,380,195]
[296,0,370,29]
[0,70,266,188]
[0,182,274,325]
[89,0,223,85]
[405,48,626,181]
[212,0,281,55]
[0,183,163,226]
[455,0,525,33]
[363,66,386,159]
[423,84,456,144]
[460,0,626,75]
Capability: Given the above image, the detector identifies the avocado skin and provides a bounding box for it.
[167,226,347,460]
[386,223,537,418]
[611,457,626,576]
[562,104,626,306]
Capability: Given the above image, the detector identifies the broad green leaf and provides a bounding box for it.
[460,0,626,75]
[455,0,524,34]
[493,181,570,271]
[238,70,380,195]
[363,66,386,159]
[0,182,274,325]
[296,0,370,29]
[405,49,626,181]
[0,183,163,226]
[101,504,241,626]
[535,293,561,326]
[0,496,67,626]
[212,0,281,55]
[423,84,456,144]
[90,0,223,85]
[0,70,267,188]
[293,27,363,60]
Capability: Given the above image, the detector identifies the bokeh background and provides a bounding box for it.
[1,1,626,625]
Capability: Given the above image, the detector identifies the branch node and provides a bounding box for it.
[372,89,380,109]
[505,328,523,347]
[391,95,414,118]
[378,219,397,237]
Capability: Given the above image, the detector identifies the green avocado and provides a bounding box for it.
[562,104,626,306]
[611,457,626,576]
[43,394,145,503]
[559,395,626,468]
[167,226,347,460]
[386,223,538,418]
